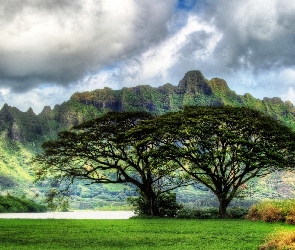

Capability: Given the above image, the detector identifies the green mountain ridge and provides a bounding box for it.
[0,70,295,206]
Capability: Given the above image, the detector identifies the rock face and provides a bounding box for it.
[71,70,227,113]
[178,70,213,95]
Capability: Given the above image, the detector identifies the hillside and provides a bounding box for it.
[0,70,295,208]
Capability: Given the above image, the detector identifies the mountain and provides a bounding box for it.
[71,70,295,127]
[0,70,295,207]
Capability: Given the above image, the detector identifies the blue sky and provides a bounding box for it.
[0,0,295,113]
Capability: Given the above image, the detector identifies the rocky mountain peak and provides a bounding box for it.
[26,107,35,115]
[41,106,52,114]
[178,70,213,95]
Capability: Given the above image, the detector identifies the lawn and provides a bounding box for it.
[0,219,293,250]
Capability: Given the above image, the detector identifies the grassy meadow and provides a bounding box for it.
[0,219,294,250]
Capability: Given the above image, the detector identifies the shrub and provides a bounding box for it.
[59,200,70,212]
[176,206,248,219]
[261,204,282,223]
[157,193,182,217]
[246,205,261,221]
[286,209,295,225]
[176,207,219,219]
[259,231,295,250]
[227,207,249,219]
[197,208,219,219]
[128,192,182,217]
[286,215,295,225]
[246,200,295,223]
[175,207,196,219]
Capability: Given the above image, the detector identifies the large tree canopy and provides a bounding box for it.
[131,106,295,217]
[34,111,186,216]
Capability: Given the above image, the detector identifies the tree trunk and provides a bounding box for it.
[149,195,159,216]
[143,188,159,216]
[142,172,160,216]
[218,198,229,218]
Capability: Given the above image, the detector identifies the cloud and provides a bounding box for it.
[201,0,295,72]
[0,85,69,114]
[282,87,295,105]
[2,0,295,112]
[104,0,295,93]
[84,14,221,90]
[0,0,177,93]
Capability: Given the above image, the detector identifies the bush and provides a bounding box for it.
[259,231,295,250]
[176,206,248,219]
[261,204,283,223]
[227,207,249,219]
[176,207,219,219]
[175,207,196,219]
[128,192,182,217]
[246,205,261,221]
[59,200,70,212]
[286,209,295,225]
[246,200,295,223]
[286,215,295,225]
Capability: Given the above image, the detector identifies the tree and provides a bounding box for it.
[33,112,186,216]
[133,106,295,217]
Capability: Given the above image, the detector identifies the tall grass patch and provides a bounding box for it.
[247,199,295,224]
[259,231,295,250]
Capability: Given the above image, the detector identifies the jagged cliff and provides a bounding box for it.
[0,70,295,199]
[70,70,295,127]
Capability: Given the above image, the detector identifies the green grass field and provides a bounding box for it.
[0,219,293,250]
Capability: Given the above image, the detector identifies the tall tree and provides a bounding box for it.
[33,112,185,216]
[132,106,295,217]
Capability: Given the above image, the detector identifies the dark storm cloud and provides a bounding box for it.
[0,0,177,93]
[178,30,215,59]
[200,0,295,73]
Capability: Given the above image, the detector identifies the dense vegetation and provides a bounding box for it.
[34,111,189,216]
[34,107,295,217]
[247,199,295,224]
[0,194,46,212]
[130,106,295,217]
[0,219,293,249]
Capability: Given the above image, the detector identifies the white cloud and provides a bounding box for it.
[0,0,176,92]
[1,0,295,112]
[281,87,295,105]
[0,86,72,114]
[89,15,221,88]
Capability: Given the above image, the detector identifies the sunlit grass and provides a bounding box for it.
[0,219,293,249]
[259,230,295,249]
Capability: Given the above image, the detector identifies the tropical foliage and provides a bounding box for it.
[0,194,46,212]
[34,112,188,216]
[132,106,295,217]
[34,107,295,217]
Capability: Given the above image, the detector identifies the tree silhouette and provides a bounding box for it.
[34,111,186,216]
[133,106,295,217]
